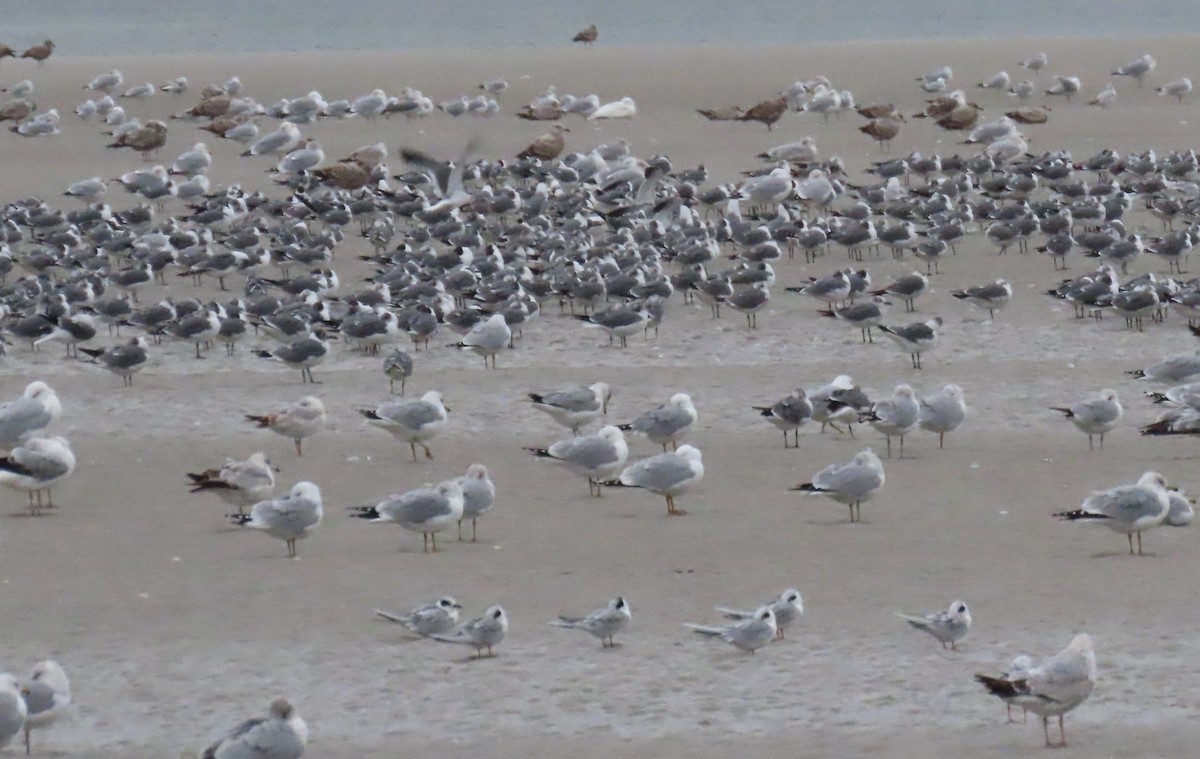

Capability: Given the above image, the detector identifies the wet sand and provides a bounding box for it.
[0,36,1198,757]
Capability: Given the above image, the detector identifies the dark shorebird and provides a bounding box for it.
[739,96,788,131]
[573,24,598,45]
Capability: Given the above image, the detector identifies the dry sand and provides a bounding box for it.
[0,36,1198,757]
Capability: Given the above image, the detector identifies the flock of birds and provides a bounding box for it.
[0,30,1199,755]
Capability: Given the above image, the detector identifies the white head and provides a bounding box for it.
[947,600,972,626]
[895,384,916,399]
[590,382,612,414]
[422,390,445,407]
[1099,388,1119,403]
[290,481,321,501]
[464,464,489,481]
[943,384,964,400]
[436,480,465,501]
[1006,654,1033,678]
[675,444,702,463]
[297,396,324,413]
[669,392,694,411]
[830,374,855,391]
[781,589,804,612]
[1138,471,1168,492]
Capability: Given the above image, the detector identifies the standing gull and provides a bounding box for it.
[245,396,326,456]
[1112,53,1156,86]
[0,675,25,751]
[0,436,75,515]
[229,481,323,558]
[573,24,598,45]
[383,349,413,395]
[1050,389,1121,450]
[951,279,1013,319]
[255,330,331,384]
[187,452,277,514]
[0,381,61,451]
[976,634,1096,748]
[453,313,510,368]
[349,480,464,553]
[879,317,942,369]
[1054,471,1170,555]
[526,425,628,497]
[618,392,697,450]
[528,382,611,435]
[432,605,508,658]
[19,660,69,755]
[374,597,462,637]
[896,600,971,650]
[860,384,919,458]
[360,390,449,461]
[752,388,812,448]
[456,464,495,542]
[919,384,967,448]
[716,588,804,640]
[201,697,307,759]
[606,444,704,516]
[78,337,150,386]
[550,597,632,647]
[791,449,885,523]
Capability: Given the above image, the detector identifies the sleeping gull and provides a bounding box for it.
[229,481,323,557]
[896,600,971,650]
[86,69,123,93]
[1089,83,1117,107]
[606,444,704,516]
[1055,471,1170,555]
[1157,76,1193,103]
[791,449,885,523]
[1019,52,1048,76]
[0,437,75,515]
[1127,352,1200,383]
[976,634,1096,748]
[432,605,508,658]
[617,392,697,450]
[716,588,803,640]
[360,390,449,461]
[0,675,25,751]
[0,381,61,451]
[919,384,967,448]
[375,597,462,636]
[527,382,611,434]
[1044,75,1082,100]
[1050,389,1121,450]
[550,597,631,647]
[752,388,812,448]
[19,660,69,755]
[456,463,495,542]
[245,396,326,456]
[588,97,636,120]
[878,316,942,369]
[349,480,464,553]
[201,697,307,759]
[684,607,776,654]
[1112,53,1156,86]
[453,313,510,367]
[525,425,628,496]
[187,451,277,514]
[859,384,919,458]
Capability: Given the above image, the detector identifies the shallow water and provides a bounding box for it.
[6,0,1199,56]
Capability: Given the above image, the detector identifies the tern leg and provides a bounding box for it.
[472,517,477,542]
[423,443,433,460]
[458,520,464,542]
[431,533,438,552]
[422,533,429,553]
[1137,531,1143,555]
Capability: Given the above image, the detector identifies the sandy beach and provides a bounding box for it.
[0,35,1198,757]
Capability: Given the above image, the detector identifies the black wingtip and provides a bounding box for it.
[615,423,633,431]
[524,447,552,458]
[227,514,252,526]
[1053,509,1110,522]
[790,482,819,492]
[348,506,380,520]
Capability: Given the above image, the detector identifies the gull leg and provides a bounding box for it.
[1099,432,1105,449]
[1088,434,1094,451]
[899,434,904,458]
[410,442,418,461]
[939,431,945,449]
[24,724,30,754]
[472,517,478,543]
[1128,534,1135,555]
[295,438,303,456]
[1043,717,1052,748]
[458,520,464,542]
[886,436,891,458]
[1137,531,1143,555]
[423,533,429,553]
[423,444,433,460]
[431,533,438,552]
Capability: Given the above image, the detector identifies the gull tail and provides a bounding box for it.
[77,347,104,361]
[348,506,382,520]
[524,447,553,458]
[1049,406,1075,418]
[683,623,723,637]
[789,482,822,493]
[615,423,633,432]
[1141,419,1183,435]
[357,408,383,421]
[752,406,774,417]
[1126,369,1147,378]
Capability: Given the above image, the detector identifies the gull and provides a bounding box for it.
[793,269,850,305]
[1127,352,1200,383]
[349,480,464,553]
[808,374,867,433]
[229,481,323,558]
[245,396,326,456]
[919,384,967,448]
[978,71,1010,90]
[896,600,971,650]
[617,392,697,450]
[1166,490,1194,526]
[1008,79,1035,99]
[716,588,803,640]
[20,40,54,64]
[1112,53,1156,86]
[79,337,149,386]
[255,330,331,384]
[19,660,69,755]
[105,119,167,157]
[525,425,628,497]
[820,295,890,342]
[11,108,60,137]
[2,80,34,98]
[161,76,188,94]
[0,674,25,751]
[383,348,413,395]
[528,382,611,434]
[951,279,1013,319]
[85,69,122,93]
[375,597,462,636]
[588,97,636,120]
[685,606,776,654]
[878,316,942,369]
[1045,75,1082,100]
[0,437,75,515]
[1089,83,1117,107]
[1050,389,1121,450]
[187,452,277,514]
[573,24,598,45]
[739,96,788,130]
[275,139,324,175]
[0,382,61,450]
[608,445,704,516]
[65,176,107,203]
[1141,408,1200,436]
[399,138,478,213]
[791,449,885,523]
[360,390,449,461]
[758,137,818,162]
[1019,52,1048,76]
[518,124,568,160]
[574,305,648,347]
[873,272,928,312]
[1055,471,1170,555]
[550,597,631,647]
[752,388,812,448]
[1157,76,1193,103]
[453,313,510,367]
[976,634,1096,748]
[241,122,301,157]
[201,697,308,759]
[432,605,508,658]
[350,88,388,119]
[121,82,154,99]
[456,463,495,542]
[860,384,919,458]
[169,142,212,175]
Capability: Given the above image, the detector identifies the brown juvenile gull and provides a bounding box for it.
[573,24,598,45]
[0,45,14,60]
[696,105,745,121]
[860,117,902,151]
[739,96,788,131]
[20,40,53,65]
[106,119,167,158]
[1005,105,1050,124]
[0,100,34,124]
[518,124,568,160]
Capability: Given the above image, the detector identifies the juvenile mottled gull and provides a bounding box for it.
[245,396,326,456]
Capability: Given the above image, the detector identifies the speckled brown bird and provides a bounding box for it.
[198,114,246,138]
[175,95,231,120]
[518,124,569,160]
[857,103,900,119]
[913,93,975,119]
[0,45,15,60]
[740,96,788,131]
[573,24,598,45]
[860,117,903,151]
[935,104,983,131]
[313,162,372,190]
[697,106,745,121]
[1006,105,1050,124]
[0,99,34,124]
[20,40,54,64]
[106,119,168,158]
